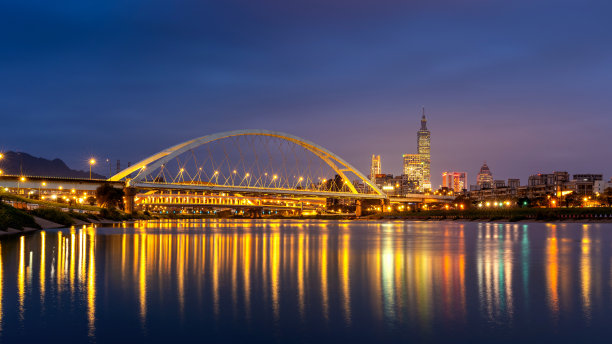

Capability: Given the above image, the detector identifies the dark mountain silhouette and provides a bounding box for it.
[0,151,106,179]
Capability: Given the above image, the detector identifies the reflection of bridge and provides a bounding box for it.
[0,130,453,215]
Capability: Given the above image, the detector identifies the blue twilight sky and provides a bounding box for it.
[1,0,611,187]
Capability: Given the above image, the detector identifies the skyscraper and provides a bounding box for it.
[370,154,381,180]
[417,108,431,190]
[477,162,493,188]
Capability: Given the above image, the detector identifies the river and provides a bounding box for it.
[0,219,610,342]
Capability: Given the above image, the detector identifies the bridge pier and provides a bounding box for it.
[124,187,137,214]
[356,200,362,217]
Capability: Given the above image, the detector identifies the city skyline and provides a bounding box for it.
[1,1,611,188]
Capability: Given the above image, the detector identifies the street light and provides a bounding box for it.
[39,181,46,199]
[89,158,96,179]
[18,176,26,195]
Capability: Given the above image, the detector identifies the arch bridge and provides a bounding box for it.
[109,130,388,213]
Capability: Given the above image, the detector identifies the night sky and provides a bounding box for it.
[1,0,611,187]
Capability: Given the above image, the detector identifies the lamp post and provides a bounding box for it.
[89,158,96,180]
[39,181,46,199]
[18,176,26,196]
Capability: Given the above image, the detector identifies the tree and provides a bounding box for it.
[600,187,612,207]
[517,197,531,208]
[453,195,471,208]
[86,196,97,206]
[95,183,125,209]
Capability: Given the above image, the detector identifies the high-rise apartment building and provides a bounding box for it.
[477,162,493,189]
[442,171,467,192]
[370,155,381,180]
[417,109,431,190]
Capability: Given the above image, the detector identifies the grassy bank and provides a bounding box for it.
[0,192,102,212]
[0,203,40,231]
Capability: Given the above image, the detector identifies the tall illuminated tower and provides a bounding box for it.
[370,154,381,180]
[417,108,431,190]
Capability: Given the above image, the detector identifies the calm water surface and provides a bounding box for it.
[0,220,611,343]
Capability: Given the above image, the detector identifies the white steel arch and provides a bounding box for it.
[109,129,384,196]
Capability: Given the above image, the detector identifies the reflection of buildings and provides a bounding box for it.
[0,220,606,338]
[476,223,515,322]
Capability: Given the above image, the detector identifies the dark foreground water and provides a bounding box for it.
[0,220,612,343]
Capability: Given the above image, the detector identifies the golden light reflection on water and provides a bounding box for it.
[18,236,24,322]
[581,225,591,321]
[1,219,612,337]
[547,225,559,317]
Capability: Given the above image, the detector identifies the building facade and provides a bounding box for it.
[442,171,467,193]
[403,154,422,183]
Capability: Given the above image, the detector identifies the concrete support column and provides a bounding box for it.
[380,198,390,212]
[124,187,137,214]
[356,200,362,217]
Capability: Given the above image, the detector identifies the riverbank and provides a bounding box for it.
[0,201,136,237]
[362,207,612,222]
[3,202,612,238]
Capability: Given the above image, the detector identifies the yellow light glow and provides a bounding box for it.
[89,158,96,165]
[20,176,26,182]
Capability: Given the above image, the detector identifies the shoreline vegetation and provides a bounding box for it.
[2,195,612,237]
